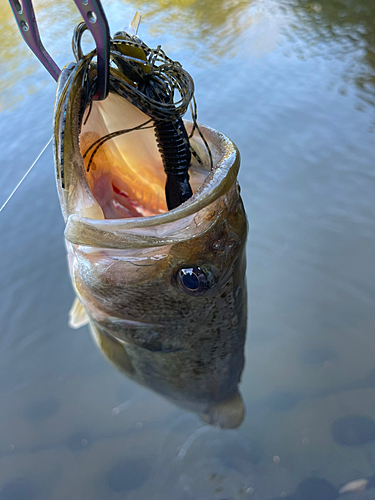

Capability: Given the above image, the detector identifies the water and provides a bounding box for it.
[1,0,375,498]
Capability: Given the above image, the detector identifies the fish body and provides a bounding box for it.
[53,54,248,427]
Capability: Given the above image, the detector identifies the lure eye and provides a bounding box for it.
[177,267,208,296]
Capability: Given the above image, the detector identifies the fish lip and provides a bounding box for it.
[64,124,240,248]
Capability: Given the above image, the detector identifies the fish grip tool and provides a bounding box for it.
[8,0,110,100]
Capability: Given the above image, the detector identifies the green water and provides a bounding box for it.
[0,0,375,498]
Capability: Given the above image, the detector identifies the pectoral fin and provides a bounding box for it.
[69,297,89,329]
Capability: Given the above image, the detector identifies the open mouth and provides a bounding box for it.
[79,92,209,220]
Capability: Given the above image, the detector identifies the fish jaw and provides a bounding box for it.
[54,62,240,237]
[54,63,211,222]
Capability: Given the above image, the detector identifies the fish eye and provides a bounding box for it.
[177,267,208,296]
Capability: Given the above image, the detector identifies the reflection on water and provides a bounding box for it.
[0,0,81,111]
[0,0,260,111]
[291,0,375,105]
[2,0,375,109]
[0,3,34,110]
[1,0,375,497]
[131,0,258,59]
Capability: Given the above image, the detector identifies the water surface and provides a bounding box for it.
[1,0,375,498]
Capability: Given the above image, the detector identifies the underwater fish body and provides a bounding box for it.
[53,60,248,428]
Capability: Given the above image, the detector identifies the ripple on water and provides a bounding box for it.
[265,391,303,411]
[273,477,338,500]
[24,397,60,422]
[302,345,336,365]
[293,477,338,500]
[331,415,375,446]
[106,458,150,492]
[364,368,375,387]
[0,478,36,500]
[336,489,375,500]
[168,428,259,498]
[65,431,93,452]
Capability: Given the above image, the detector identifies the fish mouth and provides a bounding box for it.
[54,66,241,248]
[78,92,210,220]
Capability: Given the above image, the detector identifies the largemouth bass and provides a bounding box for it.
[53,35,248,429]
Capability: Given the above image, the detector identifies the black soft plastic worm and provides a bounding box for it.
[154,118,192,210]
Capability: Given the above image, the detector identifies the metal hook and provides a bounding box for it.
[8,0,110,100]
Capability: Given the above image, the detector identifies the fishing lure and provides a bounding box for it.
[72,21,211,211]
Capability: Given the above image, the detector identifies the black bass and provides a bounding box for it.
[53,29,248,429]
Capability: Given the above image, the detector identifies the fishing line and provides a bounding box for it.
[0,138,52,213]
